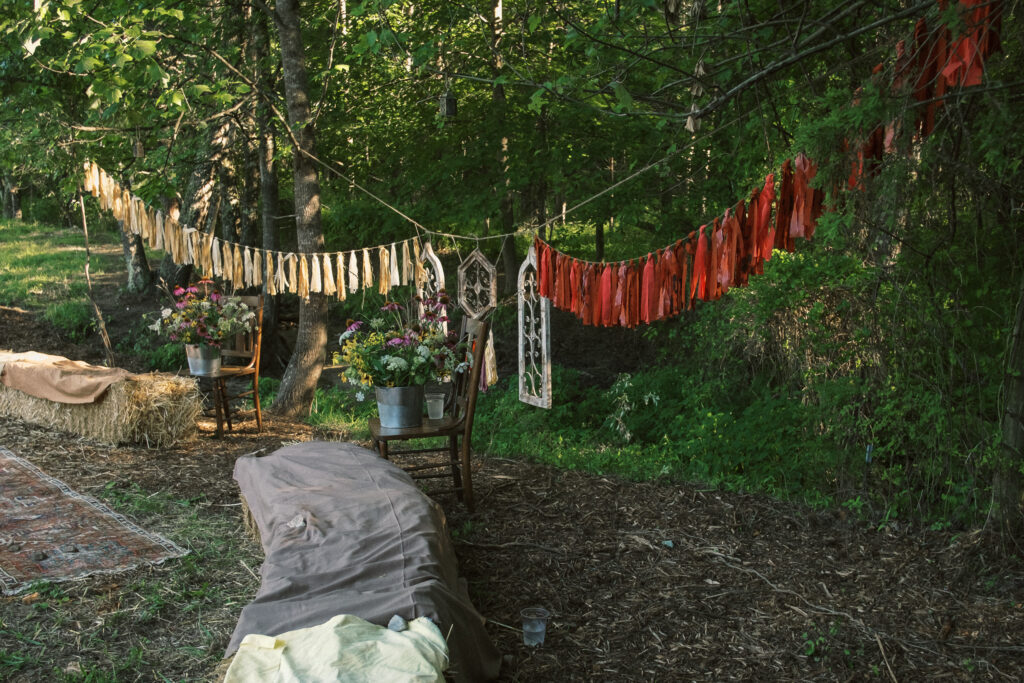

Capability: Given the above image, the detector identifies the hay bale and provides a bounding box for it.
[0,373,201,447]
[239,493,262,546]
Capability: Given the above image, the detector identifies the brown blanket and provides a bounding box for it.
[226,442,501,682]
[0,351,133,404]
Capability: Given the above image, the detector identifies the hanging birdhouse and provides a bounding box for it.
[439,90,457,118]
[133,139,145,158]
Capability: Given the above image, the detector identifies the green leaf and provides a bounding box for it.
[135,39,157,56]
[610,81,632,112]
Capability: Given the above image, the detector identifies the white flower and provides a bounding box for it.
[416,344,431,358]
[384,356,409,372]
[355,391,365,402]
[339,330,353,343]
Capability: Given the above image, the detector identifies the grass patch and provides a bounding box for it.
[0,219,121,309]
[44,301,96,342]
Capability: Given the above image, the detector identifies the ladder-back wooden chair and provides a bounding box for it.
[369,317,489,510]
[193,294,263,437]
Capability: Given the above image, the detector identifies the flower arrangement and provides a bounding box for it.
[337,292,465,390]
[149,280,254,347]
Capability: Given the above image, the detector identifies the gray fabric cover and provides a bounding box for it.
[225,441,501,682]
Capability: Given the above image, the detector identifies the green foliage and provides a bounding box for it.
[43,300,95,342]
[115,321,187,373]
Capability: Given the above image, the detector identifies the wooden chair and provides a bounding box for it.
[193,295,263,437]
[369,317,489,510]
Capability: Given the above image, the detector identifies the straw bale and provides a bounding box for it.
[239,493,262,547]
[0,373,201,448]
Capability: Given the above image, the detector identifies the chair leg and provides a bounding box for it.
[218,378,233,432]
[449,435,463,500]
[460,439,474,512]
[252,375,262,433]
[211,379,224,438]
[378,440,389,460]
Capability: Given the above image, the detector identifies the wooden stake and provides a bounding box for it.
[77,188,115,367]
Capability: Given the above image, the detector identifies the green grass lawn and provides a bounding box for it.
[0,218,122,310]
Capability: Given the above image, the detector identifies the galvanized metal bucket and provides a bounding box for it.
[375,385,424,428]
[184,344,221,376]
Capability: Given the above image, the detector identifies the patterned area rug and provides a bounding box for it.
[0,446,188,595]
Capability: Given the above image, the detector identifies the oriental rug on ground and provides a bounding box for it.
[0,446,187,595]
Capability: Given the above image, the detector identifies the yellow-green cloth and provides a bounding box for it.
[224,614,448,683]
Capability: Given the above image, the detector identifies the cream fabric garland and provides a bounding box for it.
[361,249,373,290]
[348,252,359,293]
[322,254,335,296]
[378,246,390,294]
[389,243,400,289]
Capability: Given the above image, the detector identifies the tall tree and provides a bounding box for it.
[267,0,328,417]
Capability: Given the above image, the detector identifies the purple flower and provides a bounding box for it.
[381,301,404,312]
[173,286,185,296]
[210,292,222,303]
[175,301,188,310]
[346,320,364,333]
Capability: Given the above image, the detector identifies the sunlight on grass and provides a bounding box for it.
[0,219,121,309]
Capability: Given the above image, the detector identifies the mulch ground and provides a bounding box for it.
[2,298,1024,681]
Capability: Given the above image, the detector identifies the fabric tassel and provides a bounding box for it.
[322,253,336,296]
[335,254,346,300]
[184,229,196,265]
[298,254,310,299]
[164,217,176,258]
[137,200,146,237]
[389,243,400,289]
[348,252,359,293]
[401,240,412,285]
[378,246,390,294]
[311,254,322,293]
[244,248,254,288]
[266,252,277,296]
[210,237,221,276]
[122,190,132,228]
[233,244,244,289]
[219,241,230,279]
[198,234,210,277]
[413,238,425,287]
[484,330,498,387]
[154,212,164,250]
[166,220,176,263]
[287,253,298,294]
[252,250,263,287]
[362,249,373,290]
[96,171,106,209]
[146,209,156,248]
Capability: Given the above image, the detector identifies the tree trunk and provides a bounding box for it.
[10,187,22,220]
[990,272,1024,540]
[254,6,282,371]
[270,0,328,418]
[116,178,153,294]
[491,0,518,294]
[119,223,153,294]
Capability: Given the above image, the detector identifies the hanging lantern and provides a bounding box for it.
[133,139,145,158]
[439,90,457,118]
